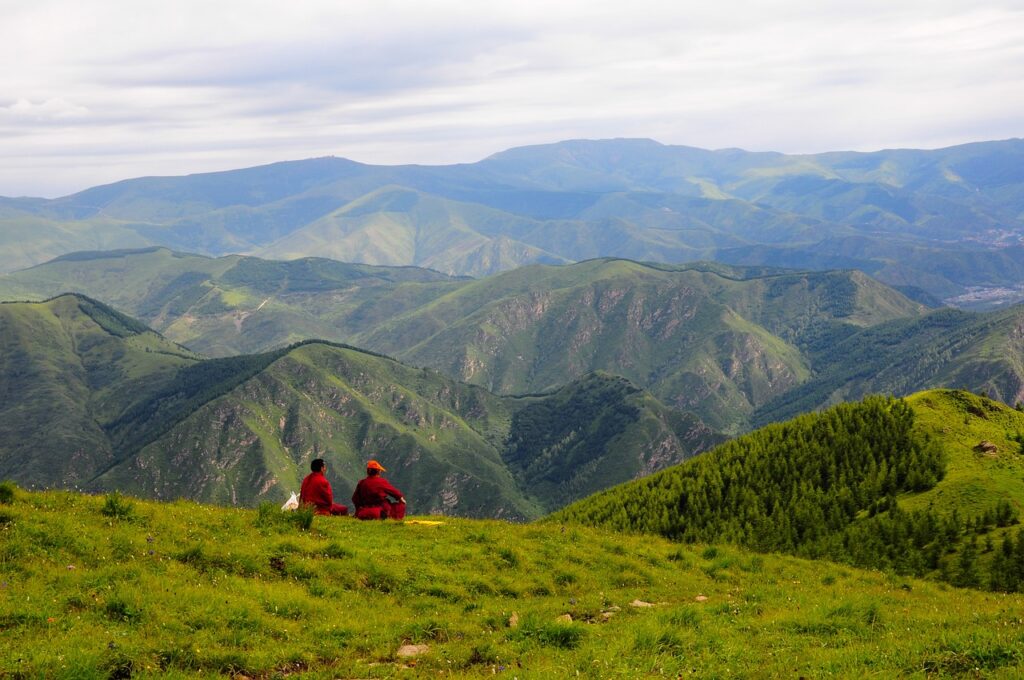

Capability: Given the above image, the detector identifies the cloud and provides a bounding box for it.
[0,98,90,121]
[1,0,1023,196]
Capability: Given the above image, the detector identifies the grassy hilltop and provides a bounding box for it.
[555,390,1024,592]
[1,486,1023,678]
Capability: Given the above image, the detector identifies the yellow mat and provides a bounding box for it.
[404,520,444,526]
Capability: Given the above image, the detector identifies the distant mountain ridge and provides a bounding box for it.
[2,138,1023,305]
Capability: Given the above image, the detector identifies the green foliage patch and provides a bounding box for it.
[0,480,15,504]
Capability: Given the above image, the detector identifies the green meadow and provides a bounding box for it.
[2,485,1022,678]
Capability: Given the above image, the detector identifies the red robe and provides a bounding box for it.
[299,471,348,516]
[352,475,406,520]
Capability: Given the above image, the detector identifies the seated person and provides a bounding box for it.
[299,458,349,516]
[352,460,406,520]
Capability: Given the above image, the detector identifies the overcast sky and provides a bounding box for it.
[2,0,1023,198]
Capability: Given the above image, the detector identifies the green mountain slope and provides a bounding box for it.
[254,186,571,276]
[753,304,1024,425]
[0,247,464,356]
[357,259,923,433]
[502,373,724,513]
[3,487,1023,678]
[0,295,199,487]
[3,138,1023,303]
[554,390,1024,591]
[0,296,720,516]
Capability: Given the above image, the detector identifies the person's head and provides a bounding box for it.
[366,460,386,477]
[311,458,325,473]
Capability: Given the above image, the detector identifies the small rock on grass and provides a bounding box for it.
[556,614,573,623]
[629,599,654,608]
[397,644,429,658]
[508,612,519,628]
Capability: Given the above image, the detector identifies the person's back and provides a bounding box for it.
[352,460,405,520]
[299,459,348,516]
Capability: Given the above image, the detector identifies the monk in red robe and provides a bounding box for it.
[299,458,348,516]
[352,460,406,520]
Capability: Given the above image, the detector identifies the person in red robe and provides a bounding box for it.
[351,460,406,520]
[299,459,348,516]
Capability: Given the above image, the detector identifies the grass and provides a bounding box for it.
[2,487,1024,678]
[905,390,1024,518]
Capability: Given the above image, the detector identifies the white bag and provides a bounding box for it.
[281,492,299,511]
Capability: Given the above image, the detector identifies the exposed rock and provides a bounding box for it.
[508,612,519,628]
[396,644,429,658]
[975,440,998,454]
[694,595,709,602]
[556,614,573,623]
[629,599,654,608]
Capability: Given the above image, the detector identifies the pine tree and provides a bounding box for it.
[954,537,981,588]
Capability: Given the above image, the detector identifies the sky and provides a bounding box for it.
[2,0,1023,198]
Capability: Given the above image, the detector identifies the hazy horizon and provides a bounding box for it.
[3,0,1023,198]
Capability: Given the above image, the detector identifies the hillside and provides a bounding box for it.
[0,295,198,488]
[0,251,926,433]
[2,138,1023,304]
[753,305,1024,425]
[356,259,923,433]
[1,486,1022,678]
[554,390,1024,591]
[0,296,720,516]
[0,247,464,356]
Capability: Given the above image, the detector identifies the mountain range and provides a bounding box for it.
[4,248,1023,434]
[0,294,721,516]
[0,248,930,433]
[3,138,1024,307]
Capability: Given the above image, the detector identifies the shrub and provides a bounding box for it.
[323,542,354,559]
[101,492,134,519]
[288,505,315,531]
[104,597,142,623]
[0,480,16,504]
[510,615,586,649]
[256,502,314,532]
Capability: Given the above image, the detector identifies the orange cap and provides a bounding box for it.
[366,460,387,472]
